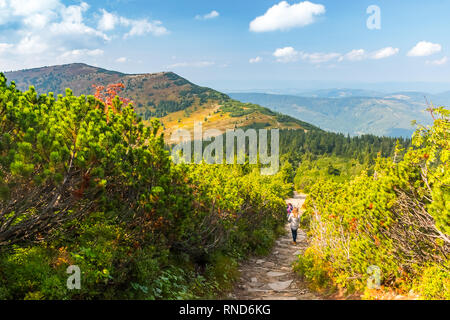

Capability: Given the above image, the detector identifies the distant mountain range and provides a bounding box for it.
[228,89,450,137]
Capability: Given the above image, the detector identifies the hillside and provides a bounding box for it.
[5,64,313,138]
[228,92,438,137]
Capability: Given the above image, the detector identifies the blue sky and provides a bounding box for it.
[0,0,449,92]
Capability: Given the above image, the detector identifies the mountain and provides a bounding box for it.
[5,63,227,116]
[432,91,450,106]
[4,64,315,139]
[228,92,438,137]
[299,88,384,99]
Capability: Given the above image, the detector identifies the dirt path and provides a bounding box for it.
[230,192,320,300]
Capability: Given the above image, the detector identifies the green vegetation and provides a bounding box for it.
[294,156,368,192]
[294,107,449,299]
[1,64,448,301]
[219,99,318,130]
[0,75,290,299]
[219,100,270,118]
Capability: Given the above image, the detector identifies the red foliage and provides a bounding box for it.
[92,83,131,116]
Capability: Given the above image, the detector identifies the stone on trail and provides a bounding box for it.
[251,277,258,283]
[267,271,286,277]
[256,259,265,264]
[293,250,301,256]
[268,280,293,291]
[262,296,297,300]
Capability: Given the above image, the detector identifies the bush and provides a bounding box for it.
[295,108,450,299]
[0,74,290,299]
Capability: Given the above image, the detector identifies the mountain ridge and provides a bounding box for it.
[4,63,315,139]
[228,92,439,137]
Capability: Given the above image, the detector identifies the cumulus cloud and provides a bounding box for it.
[250,1,325,32]
[301,52,340,64]
[273,47,299,62]
[426,56,448,66]
[60,48,104,59]
[249,56,262,64]
[97,10,169,38]
[195,10,219,20]
[0,1,169,70]
[3,0,61,17]
[338,47,398,62]
[273,47,340,64]
[370,47,399,60]
[98,9,118,31]
[49,2,110,41]
[15,34,49,55]
[274,46,400,64]
[408,41,442,57]
[340,49,366,61]
[121,17,168,38]
[0,0,60,26]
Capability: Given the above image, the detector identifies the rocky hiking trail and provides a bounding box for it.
[230,192,320,300]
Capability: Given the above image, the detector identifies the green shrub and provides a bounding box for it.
[0,74,290,299]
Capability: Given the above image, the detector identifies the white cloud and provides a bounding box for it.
[301,52,340,64]
[0,42,13,53]
[274,47,339,64]
[97,10,169,37]
[249,56,262,64]
[274,46,400,64]
[408,41,442,57]
[0,0,60,27]
[195,10,219,20]
[273,47,298,62]
[426,56,448,66]
[250,1,325,32]
[7,0,61,17]
[49,2,109,41]
[116,57,127,63]
[121,18,168,38]
[338,47,399,62]
[98,9,118,31]
[370,47,399,60]
[61,48,104,58]
[167,61,215,68]
[0,1,169,70]
[16,34,48,55]
[341,49,366,61]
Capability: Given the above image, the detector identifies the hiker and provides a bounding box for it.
[286,203,293,219]
[288,207,300,245]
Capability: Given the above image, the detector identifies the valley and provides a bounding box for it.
[228,91,445,137]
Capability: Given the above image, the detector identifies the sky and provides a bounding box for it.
[0,0,449,92]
